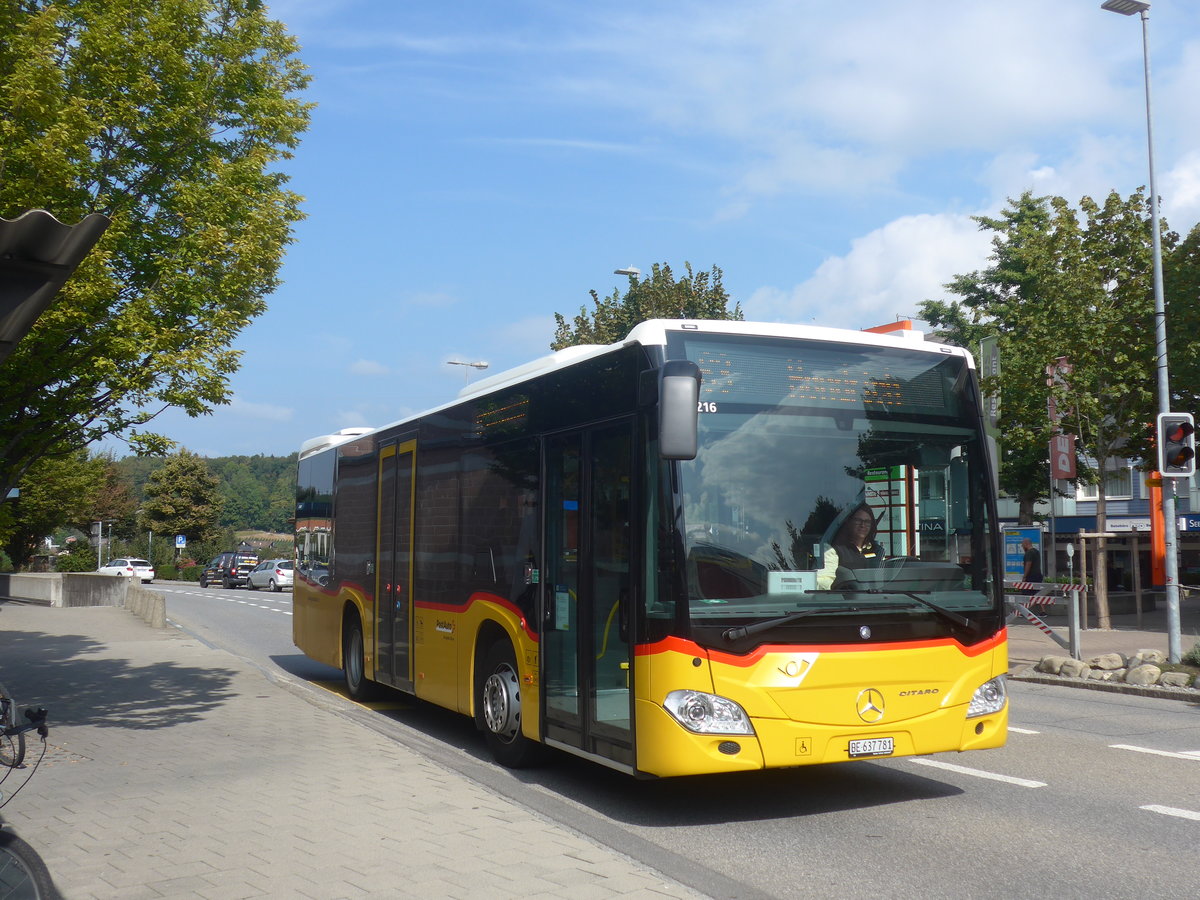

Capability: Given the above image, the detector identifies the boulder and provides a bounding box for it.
[1088,653,1125,670]
[1159,671,1194,688]
[1060,659,1091,678]
[1124,664,1162,686]
[1037,655,1072,675]
[1128,649,1168,667]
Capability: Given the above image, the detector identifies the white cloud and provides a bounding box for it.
[742,213,992,330]
[551,2,1126,202]
[1163,152,1200,232]
[349,359,391,376]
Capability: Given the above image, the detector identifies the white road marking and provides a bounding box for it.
[909,757,1046,788]
[1008,726,1040,734]
[171,588,293,615]
[1111,744,1200,761]
[1141,804,1200,822]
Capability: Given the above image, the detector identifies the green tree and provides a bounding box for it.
[139,450,223,546]
[92,454,141,542]
[919,189,1175,626]
[0,0,311,501]
[217,459,264,528]
[1164,221,1200,410]
[552,263,742,350]
[920,194,1068,524]
[55,538,97,572]
[0,449,107,567]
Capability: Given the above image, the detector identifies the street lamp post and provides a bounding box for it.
[446,359,488,383]
[1101,0,1182,661]
[614,266,641,278]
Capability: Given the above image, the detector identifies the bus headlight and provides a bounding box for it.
[966,675,1007,718]
[663,690,755,735]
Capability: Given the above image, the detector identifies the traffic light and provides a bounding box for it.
[1157,412,1196,477]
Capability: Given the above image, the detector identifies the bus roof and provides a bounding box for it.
[299,319,969,458]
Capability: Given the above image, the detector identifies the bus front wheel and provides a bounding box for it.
[478,642,540,768]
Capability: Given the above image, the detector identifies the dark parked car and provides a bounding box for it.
[200,550,260,589]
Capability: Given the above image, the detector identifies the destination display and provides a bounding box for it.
[682,336,962,415]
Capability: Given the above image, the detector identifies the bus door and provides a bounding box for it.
[543,422,634,768]
[376,439,416,692]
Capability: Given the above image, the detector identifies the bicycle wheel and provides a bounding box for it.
[0,733,22,770]
[0,687,24,769]
[0,830,60,899]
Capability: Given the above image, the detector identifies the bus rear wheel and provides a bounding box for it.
[478,642,540,768]
[342,613,376,701]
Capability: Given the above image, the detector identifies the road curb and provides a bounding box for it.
[1010,667,1200,703]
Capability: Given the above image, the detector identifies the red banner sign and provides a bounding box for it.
[1050,433,1076,479]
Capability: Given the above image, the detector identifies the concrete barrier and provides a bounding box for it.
[61,573,128,608]
[126,583,167,628]
[0,572,166,627]
[0,572,62,605]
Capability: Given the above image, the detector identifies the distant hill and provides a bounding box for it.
[116,453,298,534]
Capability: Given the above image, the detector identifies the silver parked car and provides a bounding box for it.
[246,558,293,592]
[98,558,155,583]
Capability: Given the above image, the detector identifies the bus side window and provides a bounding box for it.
[473,547,497,583]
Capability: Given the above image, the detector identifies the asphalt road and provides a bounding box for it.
[155,582,1200,900]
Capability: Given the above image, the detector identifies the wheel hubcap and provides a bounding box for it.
[482,664,520,742]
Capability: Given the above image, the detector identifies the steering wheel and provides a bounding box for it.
[831,566,864,592]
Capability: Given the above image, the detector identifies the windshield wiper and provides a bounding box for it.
[719,592,980,643]
[810,588,979,634]
[896,591,979,634]
[720,605,852,642]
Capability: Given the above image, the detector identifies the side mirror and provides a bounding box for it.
[659,360,701,460]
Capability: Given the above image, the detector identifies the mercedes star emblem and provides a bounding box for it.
[856,688,885,723]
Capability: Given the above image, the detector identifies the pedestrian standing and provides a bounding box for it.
[1022,537,1043,584]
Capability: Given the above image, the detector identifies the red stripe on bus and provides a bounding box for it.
[415,592,538,641]
[634,628,1005,665]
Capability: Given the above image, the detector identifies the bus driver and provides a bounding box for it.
[816,504,886,589]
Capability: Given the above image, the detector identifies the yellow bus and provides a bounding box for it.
[293,319,1008,777]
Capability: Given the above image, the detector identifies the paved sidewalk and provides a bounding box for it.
[0,601,704,900]
[1007,593,1200,673]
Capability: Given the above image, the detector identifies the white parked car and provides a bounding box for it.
[99,558,155,583]
[246,558,293,592]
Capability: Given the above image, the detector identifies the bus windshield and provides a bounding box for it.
[667,332,999,642]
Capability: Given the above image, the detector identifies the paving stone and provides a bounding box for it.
[0,603,706,900]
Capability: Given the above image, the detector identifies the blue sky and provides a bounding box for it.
[131,0,1200,459]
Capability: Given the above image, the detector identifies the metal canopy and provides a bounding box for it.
[0,209,110,365]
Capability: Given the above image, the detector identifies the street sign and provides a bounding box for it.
[175,534,187,548]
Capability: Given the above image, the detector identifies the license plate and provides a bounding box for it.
[848,737,894,758]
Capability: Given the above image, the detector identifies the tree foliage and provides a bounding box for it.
[919,189,1183,625]
[0,0,311,500]
[139,449,223,545]
[0,449,108,566]
[207,454,296,532]
[1164,221,1200,411]
[551,263,742,350]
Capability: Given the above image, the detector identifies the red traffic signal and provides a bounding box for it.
[1157,412,1196,477]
